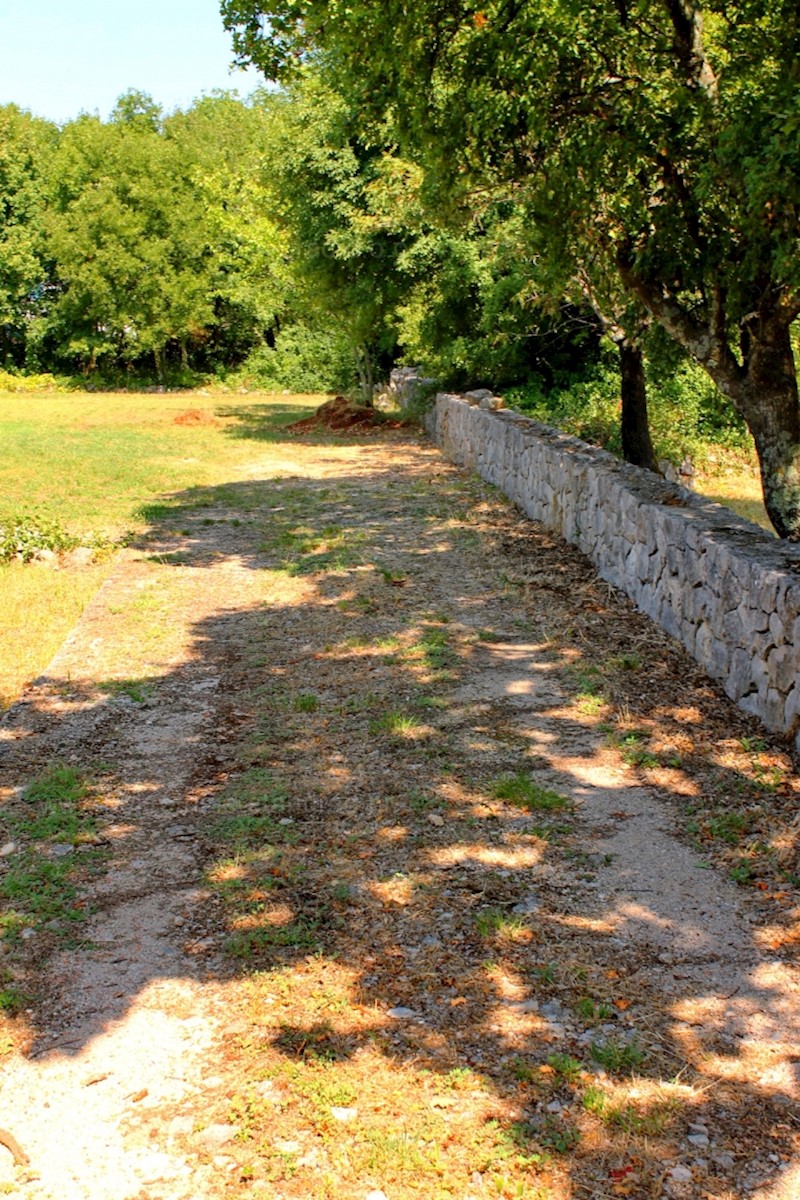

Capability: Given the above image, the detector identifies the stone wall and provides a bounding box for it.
[426,392,800,752]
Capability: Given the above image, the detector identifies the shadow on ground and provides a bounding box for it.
[1,418,798,1197]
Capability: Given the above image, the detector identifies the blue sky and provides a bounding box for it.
[0,0,264,123]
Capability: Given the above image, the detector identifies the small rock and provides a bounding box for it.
[512,896,539,914]
[168,1115,195,1137]
[688,1122,709,1135]
[50,843,74,858]
[713,1152,735,1169]
[31,548,57,565]
[546,1100,563,1114]
[0,842,17,857]
[540,1001,564,1020]
[366,1192,389,1200]
[278,817,294,826]
[275,1140,301,1154]
[505,999,539,1012]
[20,928,36,941]
[65,546,95,568]
[427,814,444,827]
[330,1106,358,1122]
[669,1165,693,1182]
[195,1123,239,1149]
[687,1133,709,1148]
[387,1007,416,1019]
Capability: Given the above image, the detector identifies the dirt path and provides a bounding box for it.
[1,422,799,1199]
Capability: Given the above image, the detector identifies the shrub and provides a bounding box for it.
[0,512,78,562]
[225,323,355,393]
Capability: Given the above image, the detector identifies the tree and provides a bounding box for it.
[0,105,55,366]
[222,0,800,537]
[38,101,215,375]
[164,91,290,369]
[261,74,410,400]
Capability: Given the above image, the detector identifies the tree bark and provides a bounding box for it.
[354,343,374,407]
[728,322,800,540]
[618,339,659,472]
[617,254,800,538]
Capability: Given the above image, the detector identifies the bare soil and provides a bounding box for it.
[1,420,799,1200]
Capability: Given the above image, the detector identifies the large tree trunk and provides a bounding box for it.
[618,339,659,472]
[616,256,800,538]
[731,323,800,540]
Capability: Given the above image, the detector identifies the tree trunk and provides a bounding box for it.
[730,322,800,540]
[616,255,800,538]
[354,344,374,407]
[154,346,166,383]
[618,339,658,472]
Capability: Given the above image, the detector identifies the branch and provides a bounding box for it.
[662,0,719,99]
[616,249,743,390]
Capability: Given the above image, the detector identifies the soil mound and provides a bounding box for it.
[289,395,394,433]
[173,409,218,426]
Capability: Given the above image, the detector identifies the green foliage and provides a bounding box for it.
[507,347,750,466]
[229,322,354,392]
[222,0,800,535]
[0,511,77,562]
[490,774,570,812]
[0,370,75,393]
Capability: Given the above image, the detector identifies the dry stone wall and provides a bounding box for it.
[426,392,800,753]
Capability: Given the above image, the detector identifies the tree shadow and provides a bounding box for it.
[1,439,798,1197]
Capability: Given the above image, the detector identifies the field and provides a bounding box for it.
[0,389,321,708]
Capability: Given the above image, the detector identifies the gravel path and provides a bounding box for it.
[0,425,798,1199]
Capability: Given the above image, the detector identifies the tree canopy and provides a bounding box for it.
[222,0,800,537]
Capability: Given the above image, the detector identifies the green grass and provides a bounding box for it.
[369,710,424,738]
[0,389,322,708]
[0,765,105,946]
[490,774,570,811]
[0,390,321,541]
[590,1037,645,1075]
[474,908,528,938]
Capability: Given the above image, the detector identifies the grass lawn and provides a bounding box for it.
[0,389,322,708]
[695,461,772,532]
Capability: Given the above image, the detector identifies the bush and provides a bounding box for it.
[0,370,76,394]
[506,362,622,454]
[505,347,750,466]
[224,323,355,393]
[0,512,78,562]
